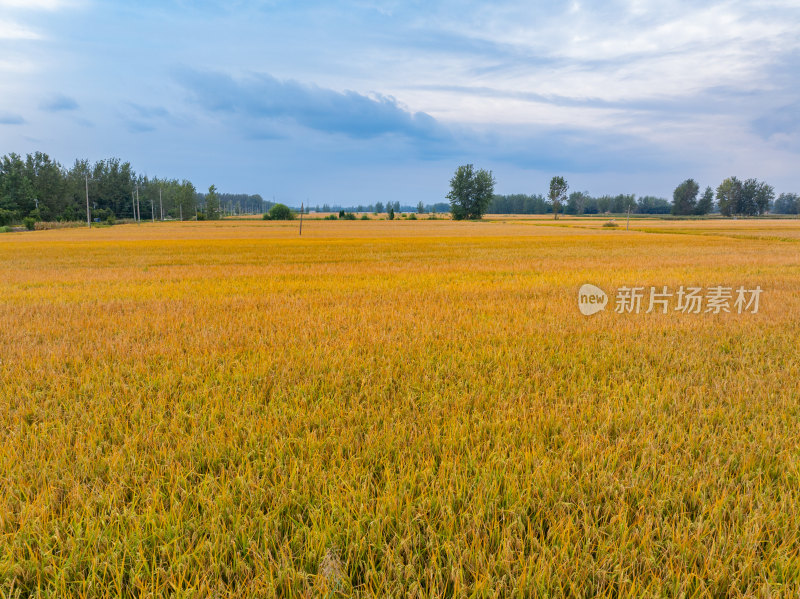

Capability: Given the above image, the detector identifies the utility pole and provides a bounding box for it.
[299,202,303,236]
[151,193,155,222]
[85,174,91,228]
[159,188,163,221]
[626,204,631,231]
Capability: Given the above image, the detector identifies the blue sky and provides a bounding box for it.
[1,0,799,205]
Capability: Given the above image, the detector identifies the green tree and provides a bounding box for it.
[25,151,66,221]
[716,177,741,217]
[92,157,135,218]
[696,186,714,215]
[205,184,220,220]
[715,177,772,216]
[174,180,196,220]
[447,164,496,220]
[742,179,774,216]
[548,176,568,220]
[264,203,294,220]
[0,153,35,221]
[375,201,384,214]
[387,204,395,220]
[566,191,591,215]
[773,192,799,214]
[671,179,699,215]
[636,196,671,214]
[417,201,425,214]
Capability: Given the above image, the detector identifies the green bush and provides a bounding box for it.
[408,213,417,220]
[196,212,207,221]
[360,214,370,220]
[264,203,295,220]
[0,226,11,233]
[23,217,36,231]
[602,220,619,228]
[324,214,338,220]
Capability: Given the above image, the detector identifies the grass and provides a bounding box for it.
[1,218,800,597]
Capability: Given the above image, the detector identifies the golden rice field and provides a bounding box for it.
[2,217,800,597]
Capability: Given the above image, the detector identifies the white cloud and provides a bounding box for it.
[0,19,40,39]
[0,0,77,9]
[420,1,800,104]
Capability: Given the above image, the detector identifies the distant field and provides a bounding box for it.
[2,218,800,597]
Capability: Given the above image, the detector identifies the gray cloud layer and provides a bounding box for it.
[175,69,444,141]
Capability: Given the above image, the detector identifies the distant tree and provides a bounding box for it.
[716,177,773,216]
[696,186,715,215]
[176,180,196,221]
[417,201,425,214]
[375,201,384,214]
[447,164,496,220]
[264,203,294,220]
[387,204,395,220]
[636,196,671,214]
[621,194,636,215]
[487,193,548,214]
[744,179,774,216]
[25,151,65,221]
[566,191,591,215]
[773,192,799,215]
[1,153,35,221]
[205,184,220,220]
[672,179,699,215]
[548,176,568,219]
[716,177,741,216]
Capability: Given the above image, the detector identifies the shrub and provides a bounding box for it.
[196,212,207,221]
[23,217,36,231]
[603,220,618,228]
[265,204,295,220]
[324,214,338,220]
[360,214,369,220]
[408,213,417,220]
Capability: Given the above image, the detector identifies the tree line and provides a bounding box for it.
[486,178,797,217]
[0,151,268,226]
[196,191,268,217]
[0,152,200,225]
[486,192,672,215]
[446,165,798,220]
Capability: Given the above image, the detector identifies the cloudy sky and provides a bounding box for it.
[1,0,798,205]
